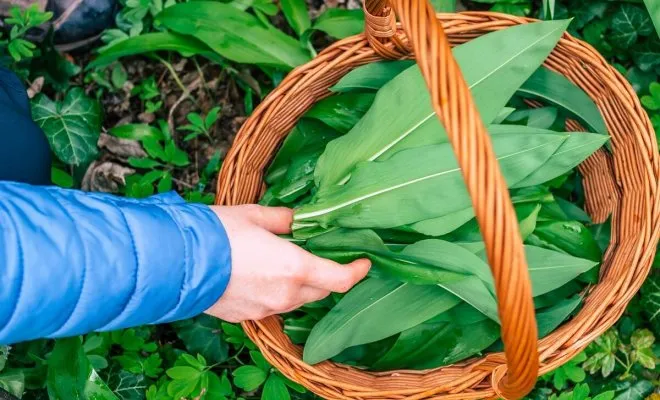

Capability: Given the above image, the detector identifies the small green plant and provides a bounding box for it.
[0,4,52,62]
[132,76,163,113]
[109,121,189,197]
[181,106,221,141]
[548,383,614,400]
[641,82,660,138]
[583,328,657,380]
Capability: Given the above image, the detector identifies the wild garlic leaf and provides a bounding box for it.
[266,119,341,185]
[509,131,609,188]
[307,229,472,286]
[304,93,376,133]
[156,2,311,70]
[371,313,500,371]
[308,230,499,322]
[331,60,415,92]
[474,245,598,297]
[518,67,608,135]
[32,88,102,166]
[295,133,566,234]
[314,19,570,188]
[302,278,461,364]
[408,184,552,237]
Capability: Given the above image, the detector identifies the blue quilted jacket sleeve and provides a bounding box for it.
[0,181,232,344]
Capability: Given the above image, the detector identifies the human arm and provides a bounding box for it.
[0,182,370,344]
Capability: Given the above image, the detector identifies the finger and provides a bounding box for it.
[240,205,293,234]
[300,252,371,293]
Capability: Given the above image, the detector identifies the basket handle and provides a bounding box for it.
[363,1,540,398]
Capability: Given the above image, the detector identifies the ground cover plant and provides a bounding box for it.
[0,0,658,399]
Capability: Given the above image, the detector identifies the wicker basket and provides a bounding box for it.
[215,0,660,398]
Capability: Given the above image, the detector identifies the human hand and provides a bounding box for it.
[206,205,371,322]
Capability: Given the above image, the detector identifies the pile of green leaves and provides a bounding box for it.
[261,19,613,370]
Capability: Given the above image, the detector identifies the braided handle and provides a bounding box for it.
[363,1,540,398]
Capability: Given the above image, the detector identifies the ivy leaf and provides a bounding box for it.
[640,274,660,337]
[175,315,229,364]
[32,88,102,166]
[610,4,654,48]
[84,369,119,400]
[106,369,147,400]
[232,365,267,391]
[613,380,654,400]
[633,36,660,72]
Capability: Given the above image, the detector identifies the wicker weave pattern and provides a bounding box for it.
[215,11,660,400]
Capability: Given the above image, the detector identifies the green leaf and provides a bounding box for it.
[181,353,206,370]
[409,184,552,237]
[640,274,660,336]
[479,245,598,297]
[262,374,290,400]
[127,157,162,169]
[284,315,316,344]
[313,20,570,189]
[167,377,198,399]
[304,93,376,133]
[295,133,566,234]
[110,124,163,142]
[206,371,233,399]
[303,278,461,364]
[530,220,602,262]
[232,366,267,391]
[32,88,102,166]
[308,229,498,320]
[613,380,654,400]
[525,107,558,129]
[0,371,24,398]
[90,32,221,69]
[511,131,608,188]
[633,36,660,72]
[311,8,364,39]
[630,328,655,349]
[0,346,7,372]
[250,351,271,372]
[47,338,89,400]
[51,167,74,188]
[536,296,582,338]
[371,310,500,370]
[175,315,229,364]
[431,0,456,12]
[644,0,660,38]
[84,369,118,400]
[610,4,654,49]
[266,119,341,184]
[281,0,310,37]
[331,61,415,92]
[518,67,608,135]
[592,392,615,400]
[167,366,202,380]
[157,2,311,70]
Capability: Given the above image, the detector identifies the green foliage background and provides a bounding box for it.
[0,0,658,399]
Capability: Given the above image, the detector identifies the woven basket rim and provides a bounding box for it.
[215,11,660,400]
